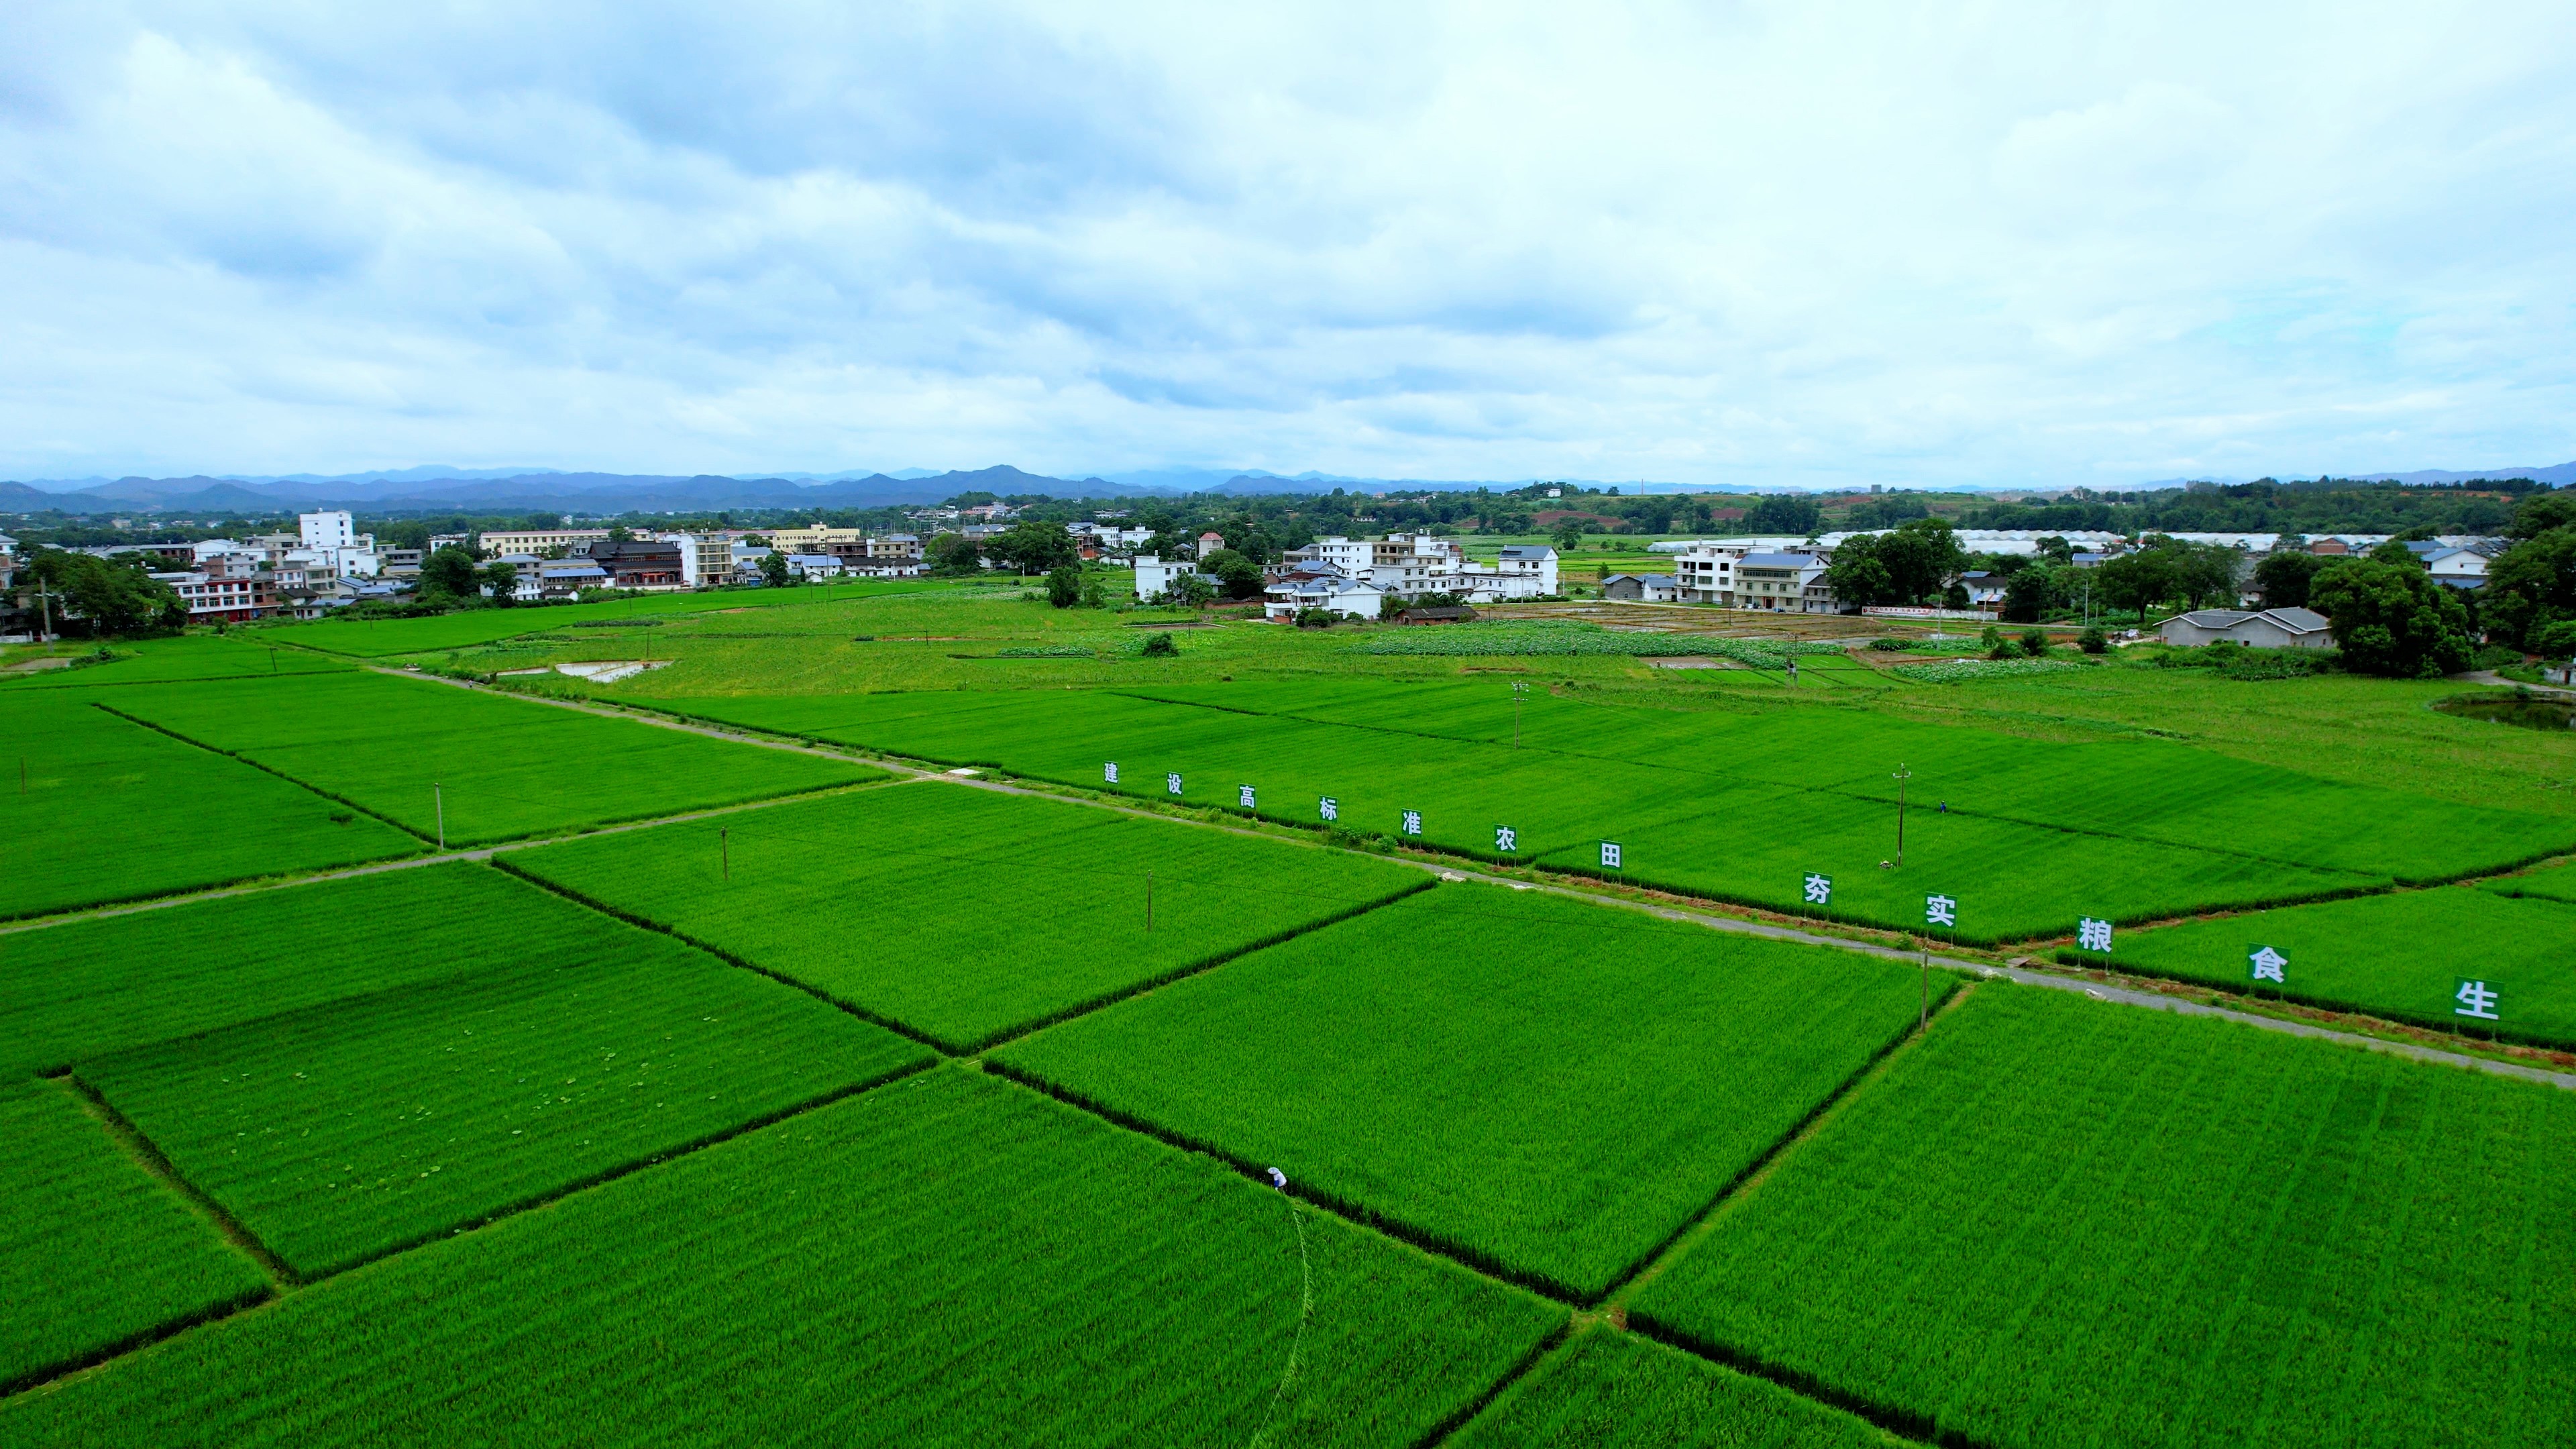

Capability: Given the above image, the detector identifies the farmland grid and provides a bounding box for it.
[15,644,2576,1444]
[15,830,2576,1423]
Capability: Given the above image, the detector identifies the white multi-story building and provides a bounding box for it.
[663,533,738,588]
[1279,535,1556,604]
[299,511,357,551]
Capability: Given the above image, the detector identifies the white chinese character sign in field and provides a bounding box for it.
[1923,894,1957,930]
[1318,796,1338,822]
[1493,824,1517,853]
[1401,810,1423,837]
[1599,841,1623,869]
[2077,917,2112,955]
[1103,761,1119,785]
[2455,979,2501,1021]
[1238,784,1256,809]
[2247,945,2287,984]
[1166,773,1183,797]
[1803,873,1832,906]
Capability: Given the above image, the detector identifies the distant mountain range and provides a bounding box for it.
[4,460,2567,516]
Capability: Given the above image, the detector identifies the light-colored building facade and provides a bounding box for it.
[478,529,612,557]
[2159,606,2334,649]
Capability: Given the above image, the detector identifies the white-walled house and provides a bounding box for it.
[1263,573,1385,621]
[1134,555,1216,600]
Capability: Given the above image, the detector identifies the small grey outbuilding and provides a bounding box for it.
[2158,606,2333,649]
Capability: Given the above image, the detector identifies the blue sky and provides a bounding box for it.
[3,1,2572,487]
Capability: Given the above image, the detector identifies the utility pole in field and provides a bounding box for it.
[1511,681,1528,748]
[1892,763,1913,868]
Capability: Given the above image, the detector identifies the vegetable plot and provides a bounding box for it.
[509,782,1427,1050]
[79,947,929,1277]
[0,1069,1560,1448]
[1631,984,2576,1449]
[997,885,1947,1299]
[100,672,883,845]
[0,1080,267,1393]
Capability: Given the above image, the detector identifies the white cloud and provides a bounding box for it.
[1,0,2571,484]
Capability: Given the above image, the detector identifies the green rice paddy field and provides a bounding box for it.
[0,1080,267,1393]
[507,782,1428,1049]
[7,584,2573,1444]
[0,1068,1558,1447]
[78,944,929,1277]
[1630,985,2576,1448]
[998,886,1954,1299]
[2108,886,2576,1049]
[635,682,2567,943]
[0,692,419,920]
[91,671,885,845]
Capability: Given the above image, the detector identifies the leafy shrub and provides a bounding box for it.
[1870,637,1913,651]
[2019,628,2049,657]
[2078,625,2108,654]
[1139,632,1179,657]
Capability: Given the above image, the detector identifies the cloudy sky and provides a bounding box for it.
[4,1,2573,487]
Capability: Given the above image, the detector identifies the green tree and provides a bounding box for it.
[1875,518,1968,604]
[420,544,482,602]
[1140,631,1179,657]
[1045,564,1081,608]
[925,533,981,576]
[2481,529,2576,649]
[758,551,792,588]
[2532,618,2576,663]
[2019,627,2049,657]
[28,549,185,635]
[1167,572,1217,608]
[1079,572,1107,608]
[2308,557,2473,678]
[1551,519,1585,552]
[2078,625,2108,654]
[480,560,518,607]
[2001,565,2059,623]
[1200,548,1264,600]
[1743,494,1822,534]
[989,519,1077,576]
[2509,492,2576,539]
[2368,538,2424,568]
[2097,550,2176,622]
[1822,533,1896,606]
[2253,551,2324,610]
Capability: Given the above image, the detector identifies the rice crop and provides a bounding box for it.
[0,1068,1561,1447]
[79,943,928,1279]
[994,643,1095,657]
[996,885,1949,1299]
[266,585,937,659]
[1630,983,2576,1449]
[99,672,882,845]
[0,692,419,920]
[2102,885,2576,1049]
[0,1080,268,1393]
[1,863,632,1080]
[2483,855,2576,904]
[1,634,351,689]
[1454,1330,1902,1449]
[1109,678,2563,888]
[646,688,2389,943]
[508,782,1428,1050]
[1885,657,2083,683]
